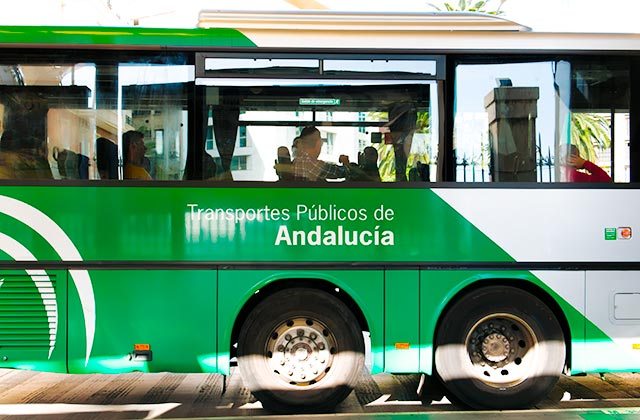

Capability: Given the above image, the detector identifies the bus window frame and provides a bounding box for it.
[195,52,445,182]
[196,52,446,81]
[0,49,196,182]
[447,53,634,183]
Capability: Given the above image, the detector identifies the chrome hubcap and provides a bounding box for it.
[267,318,336,385]
[466,313,538,387]
[481,333,511,363]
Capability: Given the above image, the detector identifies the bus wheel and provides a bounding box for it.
[237,288,364,412]
[434,285,565,409]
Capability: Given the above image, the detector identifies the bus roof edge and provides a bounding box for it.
[197,10,531,32]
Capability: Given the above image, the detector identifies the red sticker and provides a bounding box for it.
[618,227,632,240]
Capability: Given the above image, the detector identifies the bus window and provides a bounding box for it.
[570,61,629,183]
[118,62,194,181]
[200,78,437,182]
[454,58,629,183]
[0,56,195,182]
[454,61,563,182]
[0,63,95,180]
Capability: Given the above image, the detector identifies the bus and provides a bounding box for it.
[0,10,639,411]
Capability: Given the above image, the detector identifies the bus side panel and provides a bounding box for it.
[384,269,419,372]
[217,269,384,375]
[68,269,217,374]
[584,271,640,372]
[0,269,67,373]
[420,270,586,375]
[420,270,480,375]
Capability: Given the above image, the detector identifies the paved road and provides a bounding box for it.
[1,368,640,419]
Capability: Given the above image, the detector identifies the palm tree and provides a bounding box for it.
[416,111,430,134]
[570,113,611,163]
[428,0,507,15]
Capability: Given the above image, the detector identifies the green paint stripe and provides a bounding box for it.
[0,26,255,48]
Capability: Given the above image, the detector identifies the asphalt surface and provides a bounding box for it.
[1,368,640,419]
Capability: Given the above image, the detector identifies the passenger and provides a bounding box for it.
[563,144,611,183]
[142,156,152,178]
[0,131,52,179]
[291,136,300,159]
[359,146,381,182]
[277,146,292,165]
[0,131,15,179]
[275,145,294,181]
[0,143,11,179]
[96,137,118,180]
[292,126,350,181]
[408,161,430,182]
[122,130,151,180]
[349,146,381,182]
[203,154,218,180]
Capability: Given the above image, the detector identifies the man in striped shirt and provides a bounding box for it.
[293,126,350,181]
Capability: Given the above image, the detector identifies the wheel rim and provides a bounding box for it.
[465,313,538,388]
[266,317,337,386]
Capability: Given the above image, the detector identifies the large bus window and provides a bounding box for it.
[119,63,194,180]
[201,80,437,182]
[454,58,629,183]
[0,55,194,181]
[0,63,95,180]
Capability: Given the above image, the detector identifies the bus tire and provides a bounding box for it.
[434,285,565,409]
[237,287,364,412]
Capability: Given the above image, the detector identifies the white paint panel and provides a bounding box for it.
[198,11,640,51]
[239,30,640,51]
[586,271,640,370]
[433,188,640,262]
[614,294,640,320]
[531,271,585,314]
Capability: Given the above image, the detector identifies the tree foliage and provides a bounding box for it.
[428,0,507,15]
[369,111,432,181]
[570,112,611,163]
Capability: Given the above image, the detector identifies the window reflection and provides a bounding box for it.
[119,64,193,180]
[454,59,629,183]
[0,64,94,180]
[0,57,193,181]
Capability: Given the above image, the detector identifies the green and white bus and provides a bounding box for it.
[0,10,639,411]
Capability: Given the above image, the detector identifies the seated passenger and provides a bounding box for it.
[408,161,430,182]
[360,146,381,182]
[203,154,218,180]
[0,131,52,180]
[563,144,611,183]
[275,145,294,181]
[349,146,381,182]
[291,136,299,159]
[123,130,152,180]
[292,126,350,181]
[96,137,118,180]
[0,146,11,179]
